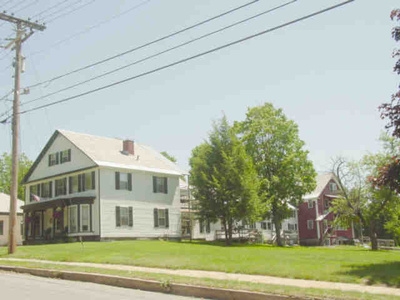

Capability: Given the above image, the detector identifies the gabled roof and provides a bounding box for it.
[303,173,337,200]
[0,193,24,213]
[23,130,186,183]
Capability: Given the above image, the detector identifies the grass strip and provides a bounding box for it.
[0,260,398,300]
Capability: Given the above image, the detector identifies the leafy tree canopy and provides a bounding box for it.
[0,152,32,201]
[235,103,316,246]
[160,151,177,163]
[189,116,261,245]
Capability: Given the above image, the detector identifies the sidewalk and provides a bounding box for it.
[1,258,400,297]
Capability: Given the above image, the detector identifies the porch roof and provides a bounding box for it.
[21,196,95,212]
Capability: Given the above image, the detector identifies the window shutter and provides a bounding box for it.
[63,178,67,195]
[153,176,156,193]
[37,184,41,197]
[69,177,73,194]
[128,207,133,227]
[91,171,95,189]
[199,220,204,233]
[56,152,59,164]
[60,151,64,164]
[206,220,210,233]
[67,149,71,162]
[48,155,51,166]
[78,174,82,192]
[165,209,169,228]
[116,206,121,227]
[82,174,86,192]
[164,177,168,194]
[153,208,159,227]
[49,181,52,198]
[128,173,132,191]
[115,172,120,190]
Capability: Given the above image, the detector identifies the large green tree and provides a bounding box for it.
[236,103,316,246]
[375,9,400,191]
[332,135,400,250]
[189,116,261,245]
[0,152,32,201]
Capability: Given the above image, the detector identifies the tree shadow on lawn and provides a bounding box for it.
[338,261,400,287]
[179,240,289,248]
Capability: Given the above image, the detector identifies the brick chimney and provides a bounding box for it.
[122,139,134,155]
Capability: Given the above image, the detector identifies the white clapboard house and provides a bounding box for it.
[21,130,184,244]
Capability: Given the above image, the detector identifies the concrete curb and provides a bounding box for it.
[0,265,303,300]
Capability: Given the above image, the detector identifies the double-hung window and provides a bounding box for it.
[308,200,314,209]
[60,149,71,164]
[69,171,95,194]
[115,206,133,227]
[0,220,3,235]
[81,204,90,232]
[40,182,52,198]
[68,205,78,233]
[55,178,67,196]
[307,220,314,230]
[48,153,58,166]
[261,222,267,230]
[153,176,168,194]
[153,208,169,228]
[115,172,132,191]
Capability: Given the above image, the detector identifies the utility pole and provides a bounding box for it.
[0,12,45,254]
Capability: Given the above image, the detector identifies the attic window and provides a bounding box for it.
[48,149,71,166]
[329,182,337,192]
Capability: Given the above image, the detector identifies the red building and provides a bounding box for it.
[298,173,354,246]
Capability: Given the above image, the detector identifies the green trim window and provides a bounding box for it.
[0,220,3,235]
[153,176,168,194]
[115,206,133,227]
[153,208,169,228]
[48,149,71,166]
[115,172,132,191]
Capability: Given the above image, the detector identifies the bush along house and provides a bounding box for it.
[21,130,184,244]
[298,173,355,246]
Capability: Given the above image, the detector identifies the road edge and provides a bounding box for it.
[0,265,304,300]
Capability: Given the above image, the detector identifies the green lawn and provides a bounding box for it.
[1,240,400,287]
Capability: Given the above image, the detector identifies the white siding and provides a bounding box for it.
[0,215,23,246]
[28,134,96,182]
[99,168,181,238]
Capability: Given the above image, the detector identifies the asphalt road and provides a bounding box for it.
[0,271,200,300]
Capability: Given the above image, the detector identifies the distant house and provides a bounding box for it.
[0,193,24,246]
[298,173,354,246]
[180,181,298,243]
[21,130,184,244]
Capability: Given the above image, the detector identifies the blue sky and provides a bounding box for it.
[0,0,398,172]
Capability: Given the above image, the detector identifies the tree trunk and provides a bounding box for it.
[274,219,283,246]
[370,221,378,251]
[228,219,233,245]
[222,218,230,246]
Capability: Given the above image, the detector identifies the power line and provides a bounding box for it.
[20,0,296,108]
[24,0,260,90]
[31,0,151,56]
[14,0,39,14]
[44,0,97,24]
[38,0,83,21]
[31,0,71,20]
[11,0,354,118]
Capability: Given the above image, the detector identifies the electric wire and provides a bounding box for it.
[20,0,297,108]
[14,0,39,14]
[30,0,151,56]
[24,0,260,90]
[9,0,354,119]
[30,0,71,20]
[44,0,97,24]
[38,0,84,21]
